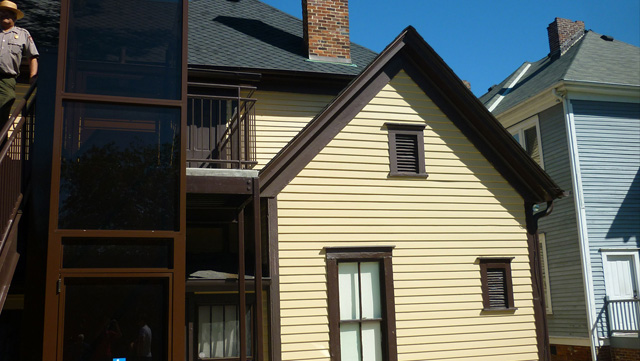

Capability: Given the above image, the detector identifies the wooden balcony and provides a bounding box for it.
[187,83,257,170]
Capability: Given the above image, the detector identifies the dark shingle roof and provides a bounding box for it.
[480,31,640,115]
[188,0,377,76]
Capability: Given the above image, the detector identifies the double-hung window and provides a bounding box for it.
[508,116,544,167]
[326,247,397,361]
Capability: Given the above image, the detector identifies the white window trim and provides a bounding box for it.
[600,249,640,300]
[508,115,544,168]
[539,233,553,314]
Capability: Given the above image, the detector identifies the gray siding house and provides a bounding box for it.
[480,18,640,361]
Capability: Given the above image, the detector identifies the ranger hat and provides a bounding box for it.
[0,1,24,20]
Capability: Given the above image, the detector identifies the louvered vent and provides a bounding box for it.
[395,133,419,173]
[487,268,508,308]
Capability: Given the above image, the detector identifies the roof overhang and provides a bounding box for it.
[494,80,640,128]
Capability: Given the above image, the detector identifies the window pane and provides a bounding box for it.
[338,262,360,320]
[225,306,239,357]
[62,278,168,361]
[361,322,383,361]
[360,262,381,319]
[65,0,182,99]
[524,126,541,165]
[58,102,180,230]
[512,133,520,144]
[198,306,212,358]
[339,323,361,361]
[211,306,224,358]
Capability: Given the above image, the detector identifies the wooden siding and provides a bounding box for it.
[254,90,334,169]
[537,104,589,339]
[571,99,640,338]
[277,71,538,360]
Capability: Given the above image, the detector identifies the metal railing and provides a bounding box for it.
[0,81,37,244]
[606,297,640,336]
[187,83,257,169]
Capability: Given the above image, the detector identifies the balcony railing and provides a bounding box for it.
[0,82,36,243]
[0,81,36,310]
[606,297,640,337]
[187,83,257,170]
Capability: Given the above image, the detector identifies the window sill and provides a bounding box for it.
[481,307,518,314]
[388,172,429,178]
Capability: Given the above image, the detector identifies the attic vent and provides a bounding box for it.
[395,134,419,173]
[478,257,515,311]
[487,268,508,308]
[601,35,614,41]
[386,123,427,178]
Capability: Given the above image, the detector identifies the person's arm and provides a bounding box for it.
[29,57,37,83]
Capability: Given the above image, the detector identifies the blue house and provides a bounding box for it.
[480,17,640,361]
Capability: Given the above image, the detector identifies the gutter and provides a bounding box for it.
[554,87,598,361]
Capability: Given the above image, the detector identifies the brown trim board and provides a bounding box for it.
[267,197,281,361]
[259,26,563,203]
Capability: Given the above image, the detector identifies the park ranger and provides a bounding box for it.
[0,0,38,131]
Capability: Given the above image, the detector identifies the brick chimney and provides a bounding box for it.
[302,0,351,63]
[547,18,585,56]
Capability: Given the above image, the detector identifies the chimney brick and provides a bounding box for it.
[547,18,585,56]
[303,0,351,63]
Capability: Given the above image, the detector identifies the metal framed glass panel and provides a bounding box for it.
[61,277,169,361]
[62,238,173,269]
[58,102,180,230]
[65,0,182,99]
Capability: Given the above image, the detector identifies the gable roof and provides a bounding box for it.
[480,31,640,115]
[188,0,377,76]
[259,26,564,203]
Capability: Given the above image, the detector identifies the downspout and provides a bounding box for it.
[553,87,598,361]
[525,201,554,361]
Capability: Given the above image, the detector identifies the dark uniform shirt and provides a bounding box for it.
[0,26,38,77]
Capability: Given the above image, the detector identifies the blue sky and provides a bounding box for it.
[262,0,640,97]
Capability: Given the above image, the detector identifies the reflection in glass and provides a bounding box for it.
[58,102,180,230]
[63,238,172,268]
[65,0,182,99]
[62,278,168,361]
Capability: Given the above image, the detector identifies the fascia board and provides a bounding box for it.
[493,84,562,128]
[562,81,640,103]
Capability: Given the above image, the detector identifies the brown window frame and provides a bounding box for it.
[478,257,517,311]
[385,123,427,178]
[325,246,397,361]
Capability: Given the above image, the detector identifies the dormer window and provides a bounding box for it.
[385,123,427,177]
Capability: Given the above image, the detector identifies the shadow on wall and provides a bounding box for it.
[606,168,640,245]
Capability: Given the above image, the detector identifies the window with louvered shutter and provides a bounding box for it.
[385,123,427,177]
[478,258,516,311]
